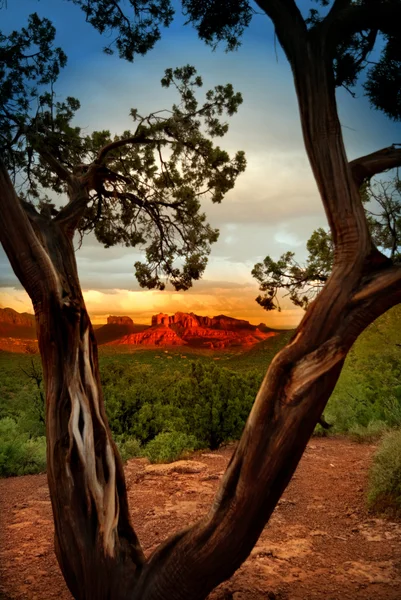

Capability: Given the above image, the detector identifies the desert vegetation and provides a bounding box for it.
[2,308,401,483]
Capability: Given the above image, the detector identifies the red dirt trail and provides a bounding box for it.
[0,437,400,600]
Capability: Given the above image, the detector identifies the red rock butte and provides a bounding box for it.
[109,311,277,349]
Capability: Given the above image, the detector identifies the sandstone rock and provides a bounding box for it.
[111,325,186,347]
[152,313,170,326]
[110,311,279,348]
[145,460,207,475]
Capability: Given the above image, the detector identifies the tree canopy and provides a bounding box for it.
[68,1,401,120]
[0,15,245,291]
[253,175,401,310]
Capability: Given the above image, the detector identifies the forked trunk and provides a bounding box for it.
[1,16,401,600]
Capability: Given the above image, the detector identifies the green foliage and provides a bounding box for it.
[64,1,401,125]
[144,431,199,463]
[0,13,69,185]
[364,33,401,122]
[2,309,401,476]
[114,435,142,462]
[326,305,401,434]
[253,175,401,311]
[0,417,46,477]
[368,429,401,516]
[252,228,332,311]
[101,359,260,450]
[175,361,260,449]
[1,11,246,291]
[70,0,175,61]
[349,421,390,444]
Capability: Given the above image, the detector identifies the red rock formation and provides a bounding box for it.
[107,315,134,326]
[0,307,37,347]
[110,311,278,349]
[112,325,186,347]
[152,313,171,326]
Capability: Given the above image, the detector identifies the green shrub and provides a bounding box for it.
[368,428,401,516]
[176,362,260,449]
[143,431,200,463]
[0,418,46,476]
[114,435,142,462]
[349,420,389,443]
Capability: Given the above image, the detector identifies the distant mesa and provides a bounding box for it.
[0,307,279,352]
[110,311,277,349]
[107,315,134,326]
[95,315,147,345]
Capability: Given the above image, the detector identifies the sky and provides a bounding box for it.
[1,0,400,328]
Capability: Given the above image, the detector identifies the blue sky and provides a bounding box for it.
[0,0,400,327]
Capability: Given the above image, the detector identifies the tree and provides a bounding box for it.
[0,13,245,599]
[253,175,401,310]
[1,1,401,599]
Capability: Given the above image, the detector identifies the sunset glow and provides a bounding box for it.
[0,286,303,329]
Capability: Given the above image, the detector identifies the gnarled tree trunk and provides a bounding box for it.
[0,167,144,599]
[1,1,401,598]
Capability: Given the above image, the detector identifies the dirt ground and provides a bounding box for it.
[1,437,400,600]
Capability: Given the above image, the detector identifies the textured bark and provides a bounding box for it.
[0,166,144,599]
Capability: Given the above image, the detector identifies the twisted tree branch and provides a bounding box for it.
[350,145,401,188]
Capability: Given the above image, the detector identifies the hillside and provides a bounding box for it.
[0,307,37,352]
[0,307,36,339]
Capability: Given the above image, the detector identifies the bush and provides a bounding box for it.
[114,435,142,462]
[349,420,389,443]
[143,431,200,463]
[0,418,46,476]
[368,428,401,516]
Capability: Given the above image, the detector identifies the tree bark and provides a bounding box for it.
[0,165,144,599]
[128,28,401,600]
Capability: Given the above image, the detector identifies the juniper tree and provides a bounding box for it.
[252,176,401,310]
[0,12,245,599]
[1,2,401,600]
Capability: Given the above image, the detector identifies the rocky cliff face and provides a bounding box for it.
[115,325,185,347]
[111,312,277,348]
[95,316,149,345]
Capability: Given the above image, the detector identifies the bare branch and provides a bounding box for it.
[53,175,91,235]
[350,145,401,188]
[352,264,401,304]
[0,160,60,300]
